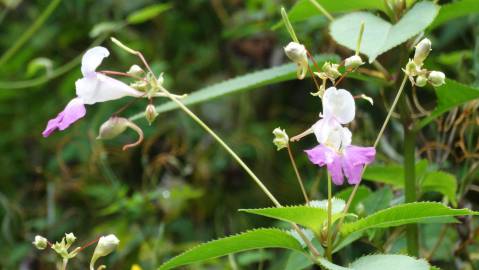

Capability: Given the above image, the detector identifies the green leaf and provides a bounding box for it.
[330,1,439,62]
[284,251,314,270]
[319,254,430,270]
[89,21,123,38]
[417,79,479,129]
[421,171,457,207]
[340,202,477,236]
[335,186,371,213]
[274,0,386,29]
[129,55,338,121]
[240,200,347,233]
[127,3,172,25]
[430,0,479,29]
[158,228,305,270]
[363,160,428,187]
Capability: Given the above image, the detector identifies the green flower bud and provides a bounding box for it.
[145,104,158,126]
[33,235,48,250]
[344,55,364,69]
[413,38,431,65]
[415,75,427,87]
[97,117,130,140]
[428,71,445,87]
[404,59,419,76]
[322,62,341,81]
[65,232,76,246]
[272,127,289,151]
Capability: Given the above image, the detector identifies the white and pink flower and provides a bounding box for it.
[305,87,375,185]
[42,46,146,137]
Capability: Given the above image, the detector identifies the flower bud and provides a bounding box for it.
[428,71,445,87]
[145,104,158,126]
[284,42,308,80]
[404,59,419,76]
[344,55,364,69]
[65,232,76,245]
[127,64,144,76]
[415,75,427,87]
[90,234,120,270]
[97,117,130,140]
[284,42,307,64]
[33,235,48,250]
[322,62,341,81]
[413,38,431,65]
[272,127,289,151]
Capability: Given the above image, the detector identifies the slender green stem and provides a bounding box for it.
[326,173,333,260]
[308,0,334,21]
[280,7,299,43]
[399,91,419,256]
[161,88,281,207]
[0,0,62,67]
[287,144,309,204]
[61,258,68,270]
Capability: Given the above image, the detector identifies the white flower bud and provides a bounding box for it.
[90,235,120,270]
[65,232,76,245]
[415,75,427,87]
[428,71,445,87]
[97,117,130,140]
[145,104,158,126]
[272,128,289,151]
[33,235,48,250]
[322,62,341,81]
[284,42,308,80]
[344,55,364,69]
[284,42,307,64]
[127,64,144,76]
[413,38,431,65]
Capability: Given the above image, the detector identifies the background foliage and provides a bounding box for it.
[0,0,478,269]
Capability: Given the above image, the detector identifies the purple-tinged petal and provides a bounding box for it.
[342,145,376,184]
[42,97,86,137]
[81,47,109,77]
[76,73,145,105]
[328,154,344,185]
[305,144,344,185]
[305,144,335,166]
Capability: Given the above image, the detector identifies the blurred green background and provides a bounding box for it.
[1,0,478,269]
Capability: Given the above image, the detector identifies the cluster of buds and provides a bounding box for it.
[404,38,445,87]
[32,233,120,270]
[284,42,309,80]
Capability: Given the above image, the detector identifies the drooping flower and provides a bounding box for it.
[305,87,375,185]
[42,46,147,137]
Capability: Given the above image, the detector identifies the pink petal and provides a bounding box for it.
[328,153,344,185]
[305,144,344,185]
[342,145,376,184]
[42,97,86,137]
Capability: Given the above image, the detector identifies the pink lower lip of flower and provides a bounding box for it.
[305,144,376,185]
[42,97,86,137]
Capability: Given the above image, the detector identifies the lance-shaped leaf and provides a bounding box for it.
[241,200,349,233]
[319,254,430,270]
[430,0,479,30]
[330,1,439,62]
[158,228,305,270]
[340,202,478,236]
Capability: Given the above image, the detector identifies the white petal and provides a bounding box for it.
[312,119,333,145]
[339,126,352,148]
[81,46,110,76]
[76,73,145,105]
[322,87,355,124]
